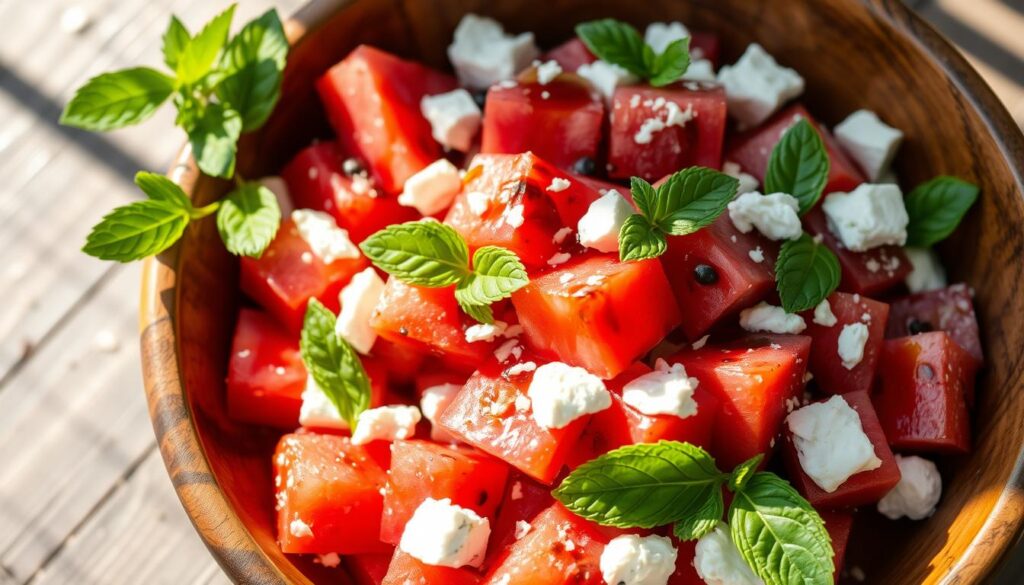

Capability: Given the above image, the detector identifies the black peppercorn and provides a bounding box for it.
[572,156,597,176]
[694,264,719,285]
[907,319,933,335]
[472,90,487,111]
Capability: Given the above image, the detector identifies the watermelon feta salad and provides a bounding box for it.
[226,14,982,585]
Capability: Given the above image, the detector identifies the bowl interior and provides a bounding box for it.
[163,0,1024,583]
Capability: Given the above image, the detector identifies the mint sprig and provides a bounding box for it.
[618,168,738,262]
[575,19,690,87]
[904,176,979,247]
[60,68,176,132]
[216,182,281,257]
[360,221,529,323]
[299,299,372,429]
[775,233,841,313]
[765,118,830,214]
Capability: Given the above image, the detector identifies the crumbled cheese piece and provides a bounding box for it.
[351,405,422,445]
[837,322,869,370]
[600,534,678,585]
[465,320,508,343]
[421,383,461,442]
[694,524,764,585]
[717,43,804,128]
[740,302,806,334]
[634,102,694,144]
[399,498,490,567]
[622,359,700,419]
[547,177,571,192]
[905,247,947,293]
[748,247,764,263]
[577,190,635,253]
[291,209,360,263]
[398,159,462,215]
[505,204,525,228]
[421,89,482,152]
[447,14,539,89]
[336,267,385,354]
[692,335,710,350]
[786,395,882,492]
[466,191,490,216]
[494,339,520,362]
[822,184,908,252]
[299,375,348,430]
[722,161,759,195]
[527,362,611,428]
[813,299,838,327]
[535,59,563,84]
[577,59,638,102]
[877,455,943,520]
[547,252,572,266]
[259,176,294,216]
[506,361,538,376]
[727,191,802,241]
[290,518,314,538]
[514,520,532,539]
[682,58,716,82]
[552,226,574,244]
[644,21,690,54]
[834,109,903,181]
[317,553,341,568]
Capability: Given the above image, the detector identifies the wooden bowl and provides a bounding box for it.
[139,0,1024,583]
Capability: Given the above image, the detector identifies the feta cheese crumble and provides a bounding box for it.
[399,498,491,568]
[420,89,482,152]
[683,59,716,82]
[577,190,635,253]
[447,14,539,89]
[644,21,689,54]
[599,534,678,585]
[904,247,947,293]
[527,362,611,429]
[786,395,882,492]
[634,101,694,145]
[465,320,508,343]
[837,322,870,370]
[694,524,764,585]
[535,59,563,85]
[351,405,422,445]
[748,247,764,263]
[813,299,838,327]
[290,518,314,538]
[547,252,572,266]
[552,226,574,244]
[398,159,462,216]
[421,383,462,442]
[622,359,700,419]
[877,455,943,520]
[722,161,759,195]
[717,43,805,128]
[336,267,385,354]
[727,191,802,241]
[822,184,909,252]
[299,376,346,429]
[739,302,807,334]
[577,60,638,102]
[834,109,903,181]
[291,209,360,263]
[547,177,571,192]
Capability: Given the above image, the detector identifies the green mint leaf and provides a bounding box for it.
[618,214,667,261]
[729,472,834,585]
[649,37,691,87]
[214,9,288,131]
[162,16,191,71]
[134,171,192,209]
[650,167,738,235]
[775,233,841,313]
[82,200,190,261]
[458,246,529,303]
[299,299,371,429]
[629,176,657,218]
[553,441,726,528]
[764,118,830,214]
[673,487,724,541]
[575,19,650,77]
[728,454,764,493]
[176,4,236,85]
[216,182,281,257]
[359,220,471,287]
[187,102,242,178]
[904,176,979,247]
[60,67,175,132]
[456,295,495,324]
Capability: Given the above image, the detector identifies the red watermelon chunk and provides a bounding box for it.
[347,551,394,585]
[540,38,596,72]
[820,510,854,581]
[486,474,556,566]
[381,549,481,585]
[801,292,889,395]
[227,308,307,428]
[886,284,983,365]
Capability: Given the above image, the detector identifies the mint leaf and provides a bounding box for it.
[575,19,649,77]
[456,296,494,324]
[629,177,657,218]
[187,102,242,178]
[775,233,841,313]
[216,182,281,257]
[618,214,666,261]
[60,68,175,131]
[176,4,236,85]
[162,16,191,71]
[649,37,691,87]
[214,9,288,131]
[673,487,723,541]
[299,299,372,429]
[135,171,192,208]
[728,454,764,493]
[904,176,979,247]
[457,246,529,305]
[652,167,738,235]
[729,472,834,585]
[554,441,726,528]
[82,200,190,261]
[360,220,471,287]
[764,118,830,214]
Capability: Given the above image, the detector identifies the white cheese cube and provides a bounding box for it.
[527,362,611,429]
[727,191,802,241]
[877,455,942,520]
[420,383,462,442]
[786,395,882,492]
[622,359,699,419]
[399,498,491,568]
[398,159,462,216]
[351,405,422,445]
[336,267,385,354]
[813,299,838,327]
[447,14,539,89]
[421,89,482,152]
[599,534,679,585]
[259,175,294,216]
[834,109,903,181]
[644,21,690,54]
[535,59,563,85]
[739,302,806,334]
[298,375,347,430]
[291,209,360,264]
[682,58,716,82]
[722,161,759,195]
[822,184,908,252]
[577,59,638,102]
[904,247,947,293]
[694,524,764,585]
[717,43,804,129]
[464,320,508,343]
[837,322,869,370]
[577,190,635,253]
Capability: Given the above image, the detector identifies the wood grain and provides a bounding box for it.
[138,0,1024,584]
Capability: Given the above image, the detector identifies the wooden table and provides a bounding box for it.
[0,1,1020,583]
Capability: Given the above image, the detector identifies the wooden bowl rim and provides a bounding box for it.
[138,0,1024,582]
